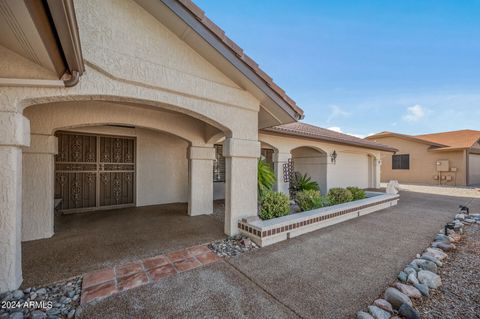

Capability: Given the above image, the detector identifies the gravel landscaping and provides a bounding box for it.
[0,277,82,319]
[357,211,480,319]
[415,223,480,319]
[208,235,259,257]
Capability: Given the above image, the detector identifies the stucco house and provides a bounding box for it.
[0,0,394,292]
[366,130,480,186]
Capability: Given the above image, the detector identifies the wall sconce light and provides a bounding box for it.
[330,150,337,164]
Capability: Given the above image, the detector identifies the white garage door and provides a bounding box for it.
[469,154,480,185]
[329,153,369,189]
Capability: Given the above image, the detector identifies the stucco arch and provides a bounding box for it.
[23,100,224,146]
[291,146,328,194]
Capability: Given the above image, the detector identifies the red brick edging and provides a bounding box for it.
[81,244,221,304]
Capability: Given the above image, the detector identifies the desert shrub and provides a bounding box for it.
[258,159,276,199]
[289,172,320,198]
[259,191,291,220]
[327,187,353,205]
[346,186,366,200]
[295,189,330,212]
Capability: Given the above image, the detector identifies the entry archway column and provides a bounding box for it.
[188,146,216,216]
[22,134,58,241]
[223,138,260,235]
[273,151,291,195]
[0,112,30,293]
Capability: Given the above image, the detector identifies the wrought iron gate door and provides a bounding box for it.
[55,132,135,213]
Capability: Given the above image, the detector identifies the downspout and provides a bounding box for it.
[63,70,80,87]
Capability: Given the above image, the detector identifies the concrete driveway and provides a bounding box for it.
[79,191,479,319]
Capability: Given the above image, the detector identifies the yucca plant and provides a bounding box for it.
[258,159,276,199]
[289,172,320,198]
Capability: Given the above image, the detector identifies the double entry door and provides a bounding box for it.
[54,131,135,213]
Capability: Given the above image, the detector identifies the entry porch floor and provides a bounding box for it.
[22,202,226,287]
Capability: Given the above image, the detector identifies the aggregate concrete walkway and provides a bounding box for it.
[78,191,480,319]
[22,203,224,287]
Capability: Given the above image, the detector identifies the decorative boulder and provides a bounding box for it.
[404,266,416,275]
[384,287,412,309]
[434,234,450,243]
[412,259,438,273]
[420,254,442,267]
[398,271,407,282]
[368,305,391,319]
[426,248,448,260]
[407,273,419,285]
[394,283,422,299]
[432,241,456,251]
[414,283,429,297]
[357,311,375,319]
[418,270,442,289]
[398,303,420,319]
[373,299,393,313]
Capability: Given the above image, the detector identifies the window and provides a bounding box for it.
[392,154,410,170]
[213,144,225,182]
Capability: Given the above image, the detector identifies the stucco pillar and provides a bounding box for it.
[223,138,260,235]
[273,151,291,195]
[188,146,216,216]
[22,134,58,241]
[0,112,30,293]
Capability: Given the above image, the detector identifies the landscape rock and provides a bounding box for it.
[394,283,422,299]
[412,258,438,273]
[407,272,419,285]
[368,305,391,319]
[418,270,442,289]
[397,271,407,282]
[357,311,374,319]
[434,234,450,243]
[426,248,448,260]
[29,311,46,319]
[398,303,420,319]
[420,254,442,267]
[384,287,412,309]
[448,233,461,243]
[8,312,23,319]
[432,241,456,251]
[12,290,24,300]
[414,283,429,297]
[454,213,465,220]
[373,299,393,313]
[403,267,416,275]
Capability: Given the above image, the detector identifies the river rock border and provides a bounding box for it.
[356,212,480,319]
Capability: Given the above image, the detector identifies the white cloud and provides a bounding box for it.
[327,126,365,139]
[327,105,350,123]
[402,104,426,122]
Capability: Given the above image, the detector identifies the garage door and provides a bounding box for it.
[468,154,480,185]
[330,153,369,189]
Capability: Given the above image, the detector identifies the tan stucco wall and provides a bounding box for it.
[258,132,382,191]
[371,136,467,186]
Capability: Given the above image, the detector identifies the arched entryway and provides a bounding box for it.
[291,146,328,194]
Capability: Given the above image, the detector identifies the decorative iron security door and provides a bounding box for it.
[55,132,135,213]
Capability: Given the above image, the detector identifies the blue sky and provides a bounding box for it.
[195,0,480,137]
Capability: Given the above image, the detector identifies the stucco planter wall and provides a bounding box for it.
[239,192,400,247]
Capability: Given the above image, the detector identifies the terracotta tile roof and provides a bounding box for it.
[263,122,398,152]
[366,131,447,148]
[415,130,480,150]
[176,0,303,117]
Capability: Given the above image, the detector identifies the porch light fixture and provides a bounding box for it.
[330,150,337,164]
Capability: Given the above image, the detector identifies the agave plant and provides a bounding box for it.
[258,159,276,199]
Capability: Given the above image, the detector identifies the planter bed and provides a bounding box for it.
[239,192,400,247]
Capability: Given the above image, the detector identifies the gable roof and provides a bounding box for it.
[156,0,304,121]
[415,130,480,151]
[367,130,480,152]
[262,123,398,152]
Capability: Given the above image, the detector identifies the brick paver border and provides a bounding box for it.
[81,244,221,304]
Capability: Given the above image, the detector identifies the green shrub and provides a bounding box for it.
[346,186,366,200]
[295,189,330,212]
[259,191,291,220]
[289,172,320,198]
[258,159,276,199]
[327,187,354,205]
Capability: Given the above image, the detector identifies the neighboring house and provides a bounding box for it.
[0,0,392,292]
[366,130,480,186]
